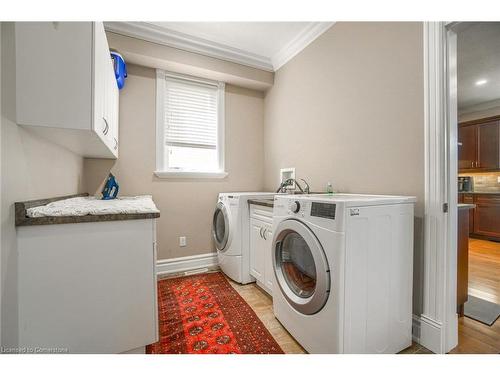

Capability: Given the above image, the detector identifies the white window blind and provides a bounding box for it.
[155,70,226,178]
[164,77,218,150]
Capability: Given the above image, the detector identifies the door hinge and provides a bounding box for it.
[443,203,449,213]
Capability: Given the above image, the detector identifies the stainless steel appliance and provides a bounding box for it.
[458,176,473,192]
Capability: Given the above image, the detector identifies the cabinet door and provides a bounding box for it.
[473,195,500,239]
[92,22,109,141]
[106,57,119,155]
[477,120,500,170]
[263,224,274,292]
[110,73,119,155]
[15,22,93,130]
[458,125,477,170]
[249,218,265,282]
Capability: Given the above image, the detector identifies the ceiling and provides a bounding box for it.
[104,22,334,71]
[150,22,310,58]
[458,22,500,111]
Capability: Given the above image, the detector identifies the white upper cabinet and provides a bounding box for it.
[15,22,119,159]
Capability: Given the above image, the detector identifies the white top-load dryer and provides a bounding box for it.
[212,192,275,284]
[271,193,416,353]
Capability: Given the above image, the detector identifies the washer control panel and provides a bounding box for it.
[287,199,308,217]
[290,201,301,213]
[311,202,336,220]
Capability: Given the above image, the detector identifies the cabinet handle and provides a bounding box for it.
[259,227,263,238]
[103,117,109,135]
[113,138,118,150]
[262,228,267,240]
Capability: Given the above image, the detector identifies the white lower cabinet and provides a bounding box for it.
[249,204,274,295]
[17,219,158,353]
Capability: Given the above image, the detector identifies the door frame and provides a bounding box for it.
[417,22,459,353]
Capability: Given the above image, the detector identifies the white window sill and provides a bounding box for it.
[154,170,228,179]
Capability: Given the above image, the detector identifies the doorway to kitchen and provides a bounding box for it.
[454,22,500,353]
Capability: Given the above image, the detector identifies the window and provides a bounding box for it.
[155,70,226,178]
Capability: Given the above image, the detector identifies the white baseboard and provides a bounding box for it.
[411,314,421,344]
[156,252,218,276]
[412,314,443,353]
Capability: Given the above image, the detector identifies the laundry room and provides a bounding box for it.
[1,3,500,372]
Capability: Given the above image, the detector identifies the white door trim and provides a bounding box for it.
[417,21,458,354]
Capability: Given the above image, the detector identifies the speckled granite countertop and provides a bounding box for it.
[15,193,160,226]
[248,198,274,208]
[458,191,500,194]
[458,203,475,209]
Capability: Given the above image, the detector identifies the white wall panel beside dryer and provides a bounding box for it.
[15,22,119,158]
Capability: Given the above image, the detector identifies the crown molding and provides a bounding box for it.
[271,22,335,71]
[104,22,274,72]
[104,22,335,73]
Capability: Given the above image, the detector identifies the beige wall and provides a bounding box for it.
[106,32,274,91]
[1,23,85,347]
[262,22,425,313]
[84,64,265,260]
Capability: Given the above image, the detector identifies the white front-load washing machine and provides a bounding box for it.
[212,192,275,284]
[271,193,416,353]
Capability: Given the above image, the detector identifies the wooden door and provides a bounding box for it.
[458,125,477,170]
[477,120,500,170]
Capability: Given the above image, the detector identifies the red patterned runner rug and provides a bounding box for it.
[146,272,284,354]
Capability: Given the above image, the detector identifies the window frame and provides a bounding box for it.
[154,69,227,179]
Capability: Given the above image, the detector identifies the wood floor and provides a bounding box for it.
[468,238,500,304]
[159,239,499,354]
[226,279,306,354]
[230,239,500,354]
[448,238,500,354]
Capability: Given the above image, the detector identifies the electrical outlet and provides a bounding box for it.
[179,236,187,247]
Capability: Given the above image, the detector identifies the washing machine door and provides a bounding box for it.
[212,202,230,251]
[273,219,330,315]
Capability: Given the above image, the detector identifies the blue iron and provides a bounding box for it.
[101,173,119,200]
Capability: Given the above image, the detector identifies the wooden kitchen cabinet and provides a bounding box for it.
[473,194,500,240]
[458,193,474,234]
[478,120,500,169]
[458,193,500,240]
[458,124,477,170]
[458,116,500,172]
